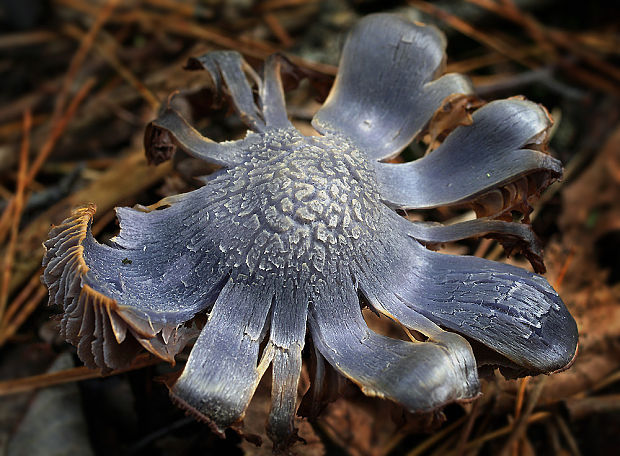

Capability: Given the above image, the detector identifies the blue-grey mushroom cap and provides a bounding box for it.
[42,13,578,450]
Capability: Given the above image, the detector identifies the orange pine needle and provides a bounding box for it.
[3,269,43,328]
[554,249,575,290]
[0,286,47,346]
[53,0,120,119]
[515,377,530,420]
[408,0,538,69]
[0,110,31,326]
[0,355,161,396]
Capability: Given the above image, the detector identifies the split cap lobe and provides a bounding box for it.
[375,99,561,210]
[313,13,473,161]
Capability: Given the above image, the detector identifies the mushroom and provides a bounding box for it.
[42,13,578,451]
